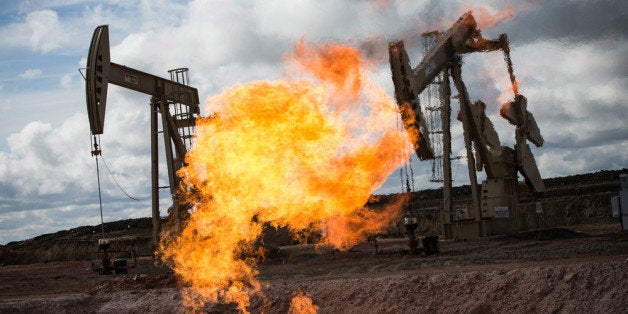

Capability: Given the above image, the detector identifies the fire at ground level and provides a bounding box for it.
[1,222,626,313]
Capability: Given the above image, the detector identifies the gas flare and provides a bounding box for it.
[466,4,515,29]
[159,40,412,311]
[461,0,536,30]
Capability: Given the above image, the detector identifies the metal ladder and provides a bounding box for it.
[168,68,196,152]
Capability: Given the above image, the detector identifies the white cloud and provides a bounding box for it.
[60,73,73,88]
[0,4,142,55]
[16,0,97,13]
[0,9,65,53]
[254,1,350,39]
[1,116,89,196]
[26,9,67,52]
[19,68,43,79]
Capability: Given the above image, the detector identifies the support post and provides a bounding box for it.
[441,68,453,231]
[159,99,180,231]
[150,98,160,250]
[450,56,481,223]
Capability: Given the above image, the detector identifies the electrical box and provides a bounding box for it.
[620,174,628,230]
[611,196,620,217]
[481,178,518,218]
[620,190,628,231]
[481,178,525,234]
[620,173,628,190]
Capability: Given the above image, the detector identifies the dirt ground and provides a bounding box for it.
[1,222,627,313]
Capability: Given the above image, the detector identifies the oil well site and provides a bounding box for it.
[1,4,627,314]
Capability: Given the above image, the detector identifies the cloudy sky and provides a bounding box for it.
[0,0,626,244]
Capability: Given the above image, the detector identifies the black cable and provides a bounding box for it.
[100,155,147,201]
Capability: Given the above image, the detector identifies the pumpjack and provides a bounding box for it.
[85,25,200,249]
[390,12,545,239]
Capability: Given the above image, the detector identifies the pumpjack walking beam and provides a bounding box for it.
[389,12,545,238]
[85,25,200,248]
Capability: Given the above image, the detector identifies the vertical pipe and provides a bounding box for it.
[159,100,180,230]
[95,156,105,239]
[151,98,160,250]
[440,68,452,231]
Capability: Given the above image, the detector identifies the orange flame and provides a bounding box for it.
[468,4,516,29]
[292,40,363,104]
[289,290,319,314]
[461,0,536,29]
[159,40,412,312]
